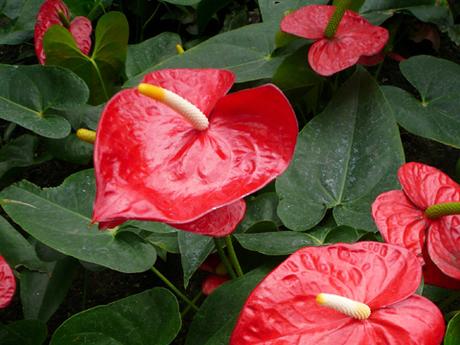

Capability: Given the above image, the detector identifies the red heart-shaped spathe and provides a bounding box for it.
[0,256,16,308]
[93,69,298,225]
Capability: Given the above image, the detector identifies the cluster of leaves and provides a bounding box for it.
[1,0,460,344]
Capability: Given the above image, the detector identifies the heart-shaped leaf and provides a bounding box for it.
[50,288,181,345]
[44,11,128,104]
[0,65,89,138]
[0,170,156,273]
[0,320,47,345]
[445,312,460,345]
[258,0,328,23]
[383,55,460,148]
[0,0,41,45]
[276,68,404,231]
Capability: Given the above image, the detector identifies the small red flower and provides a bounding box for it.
[230,242,444,345]
[93,69,298,227]
[202,275,229,295]
[199,255,229,295]
[372,162,460,288]
[0,256,16,308]
[280,5,389,76]
[34,0,92,64]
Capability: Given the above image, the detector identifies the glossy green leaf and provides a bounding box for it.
[258,0,328,23]
[44,12,129,105]
[276,68,404,232]
[145,232,179,254]
[0,0,41,45]
[44,134,93,165]
[0,170,156,273]
[57,103,104,130]
[197,0,231,32]
[0,320,47,345]
[0,65,89,138]
[0,215,45,271]
[126,32,181,79]
[383,56,460,149]
[20,257,78,322]
[238,193,281,232]
[185,266,271,345]
[63,0,113,19]
[445,312,460,345]
[178,232,213,287]
[324,225,366,244]
[50,288,181,345]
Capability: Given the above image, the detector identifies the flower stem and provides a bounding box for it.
[150,266,199,311]
[225,236,244,277]
[324,0,353,38]
[425,202,460,219]
[181,291,203,318]
[213,238,237,279]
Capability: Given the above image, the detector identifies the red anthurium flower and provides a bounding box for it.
[93,68,297,227]
[34,0,92,64]
[230,242,444,345]
[0,256,16,308]
[280,5,389,76]
[202,275,229,295]
[199,255,229,295]
[372,162,460,289]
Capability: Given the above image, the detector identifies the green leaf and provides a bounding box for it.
[0,215,45,271]
[145,232,179,254]
[161,0,201,5]
[44,134,93,165]
[238,193,282,232]
[276,68,404,232]
[324,225,366,244]
[63,0,113,19]
[0,0,42,45]
[20,257,78,322]
[197,0,231,32]
[383,56,460,149]
[178,232,213,287]
[0,320,47,345]
[126,32,181,79]
[333,0,365,11]
[125,22,287,86]
[185,266,271,345]
[0,65,89,138]
[0,170,157,273]
[57,103,104,130]
[258,0,328,23]
[50,288,181,345]
[445,312,460,345]
[44,12,129,105]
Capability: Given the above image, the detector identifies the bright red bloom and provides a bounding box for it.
[0,256,16,308]
[202,275,229,295]
[93,69,297,227]
[34,0,92,64]
[372,162,460,288]
[230,242,444,345]
[280,5,389,76]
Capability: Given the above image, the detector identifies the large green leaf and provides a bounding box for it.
[0,170,156,273]
[20,257,78,322]
[178,232,213,287]
[185,266,271,345]
[44,11,129,105]
[0,215,45,271]
[383,56,460,149]
[125,22,286,86]
[0,65,89,138]
[445,312,460,345]
[0,0,41,45]
[238,193,281,232]
[44,134,94,165]
[50,288,181,345]
[258,0,328,23]
[0,320,47,345]
[276,68,404,232]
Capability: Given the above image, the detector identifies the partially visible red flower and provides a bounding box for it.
[358,51,406,66]
[202,275,229,295]
[280,5,389,76]
[199,255,229,295]
[372,162,460,289]
[231,242,444,345]
[34,0,92,64]
[0,256,16,308]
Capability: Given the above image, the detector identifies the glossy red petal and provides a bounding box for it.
[368,295,444,345]
[230,242,422,345]
[201,275,229,295]
[34,0,70,64]
[423,249,460,289]
[170,200,246,237]
[69,16,92,56]
[0,256,16,308]
[372,190,428,264]
[398,162,460,209]
[93,71,297,224]
[427,216,460,280]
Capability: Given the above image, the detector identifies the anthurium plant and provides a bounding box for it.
[1,0,460,344]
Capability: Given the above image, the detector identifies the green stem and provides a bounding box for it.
[89,57,109,101]
[181,292,203,318]
[225,236,244,277]
[213,238,237,279]
[151,266,199,311]
[324,0,353,38]
[58,11,71,28]
[425,202,460,219]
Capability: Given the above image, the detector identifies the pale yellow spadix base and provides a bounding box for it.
[76,128,96,144]
[176,44,185,54]
[138,83,209,131]
[316,293,371,320]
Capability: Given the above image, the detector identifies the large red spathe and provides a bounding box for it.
[0,256,16,308]
[280,5,389,76]
[34,0,92,64]
[230,242,444,345]
[93,69,298,226]
[372,162,460,288]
